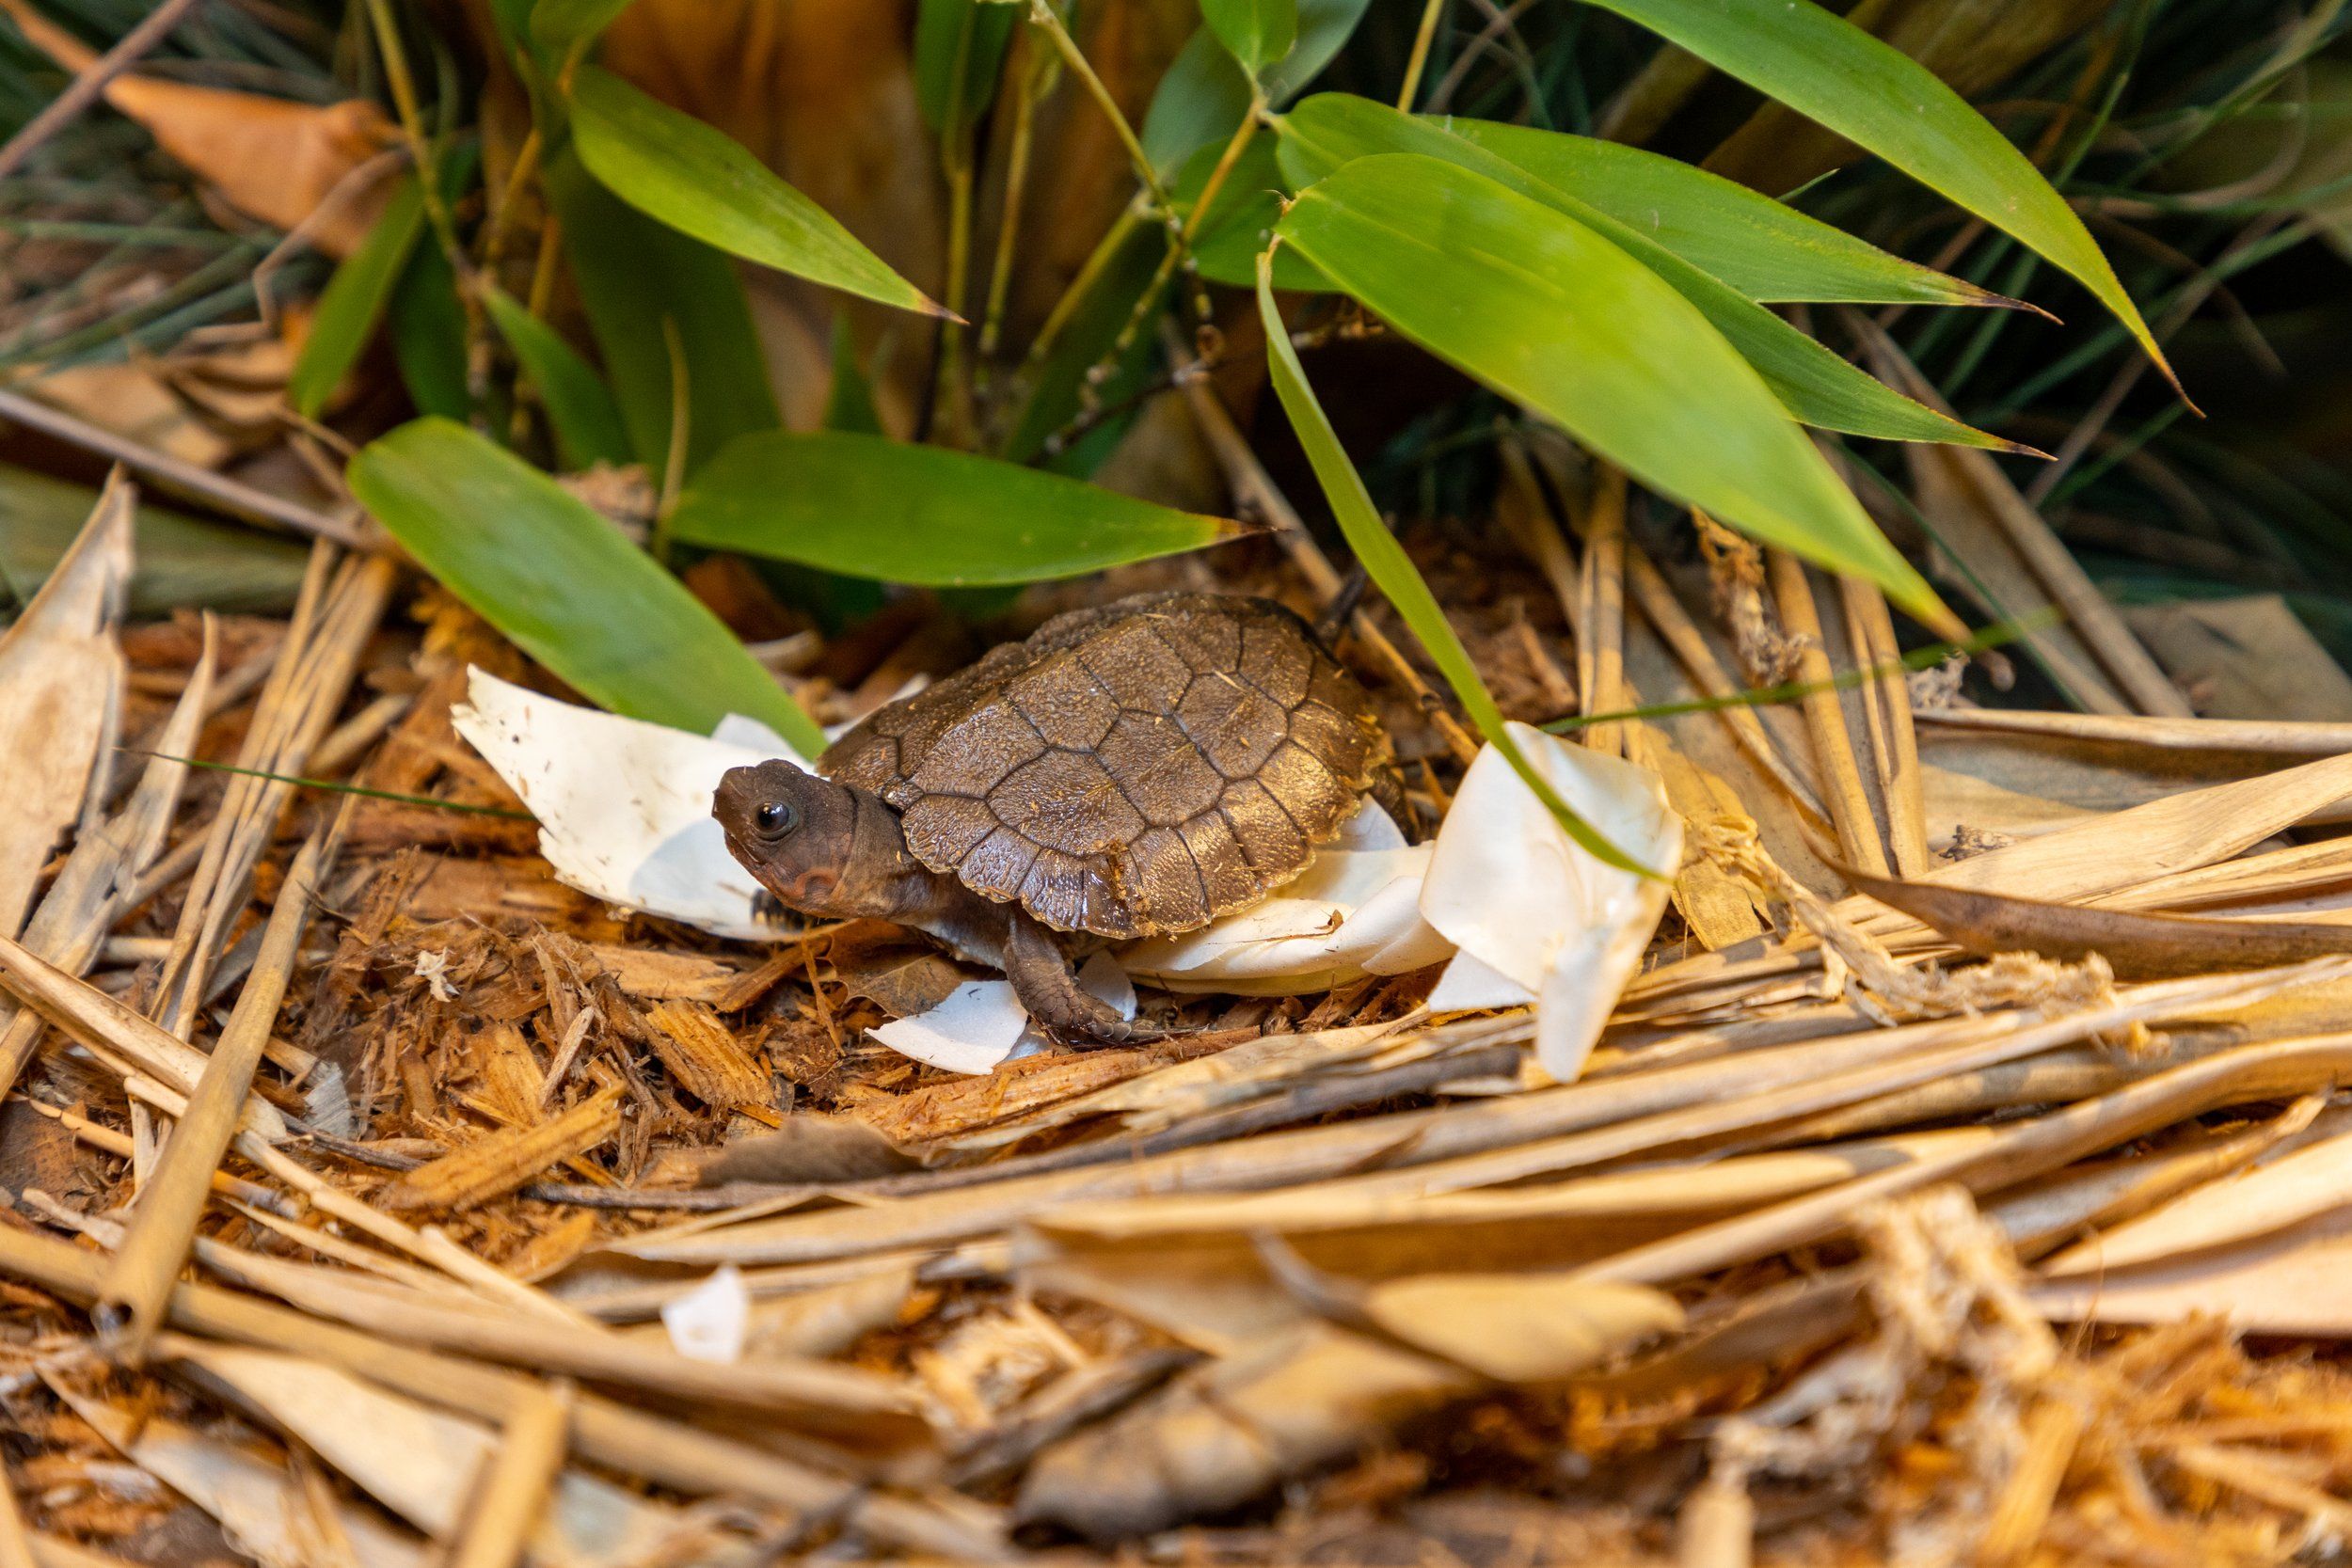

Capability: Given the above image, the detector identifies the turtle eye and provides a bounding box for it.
[754,800,798,835]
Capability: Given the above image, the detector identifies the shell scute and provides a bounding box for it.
[818,593,1390,938]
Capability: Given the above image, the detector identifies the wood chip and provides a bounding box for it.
[383,1087,623,1213]
[639,1000,770,1110]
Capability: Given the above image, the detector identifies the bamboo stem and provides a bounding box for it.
[448,1381,573,1568]
[1766,550,1890,876]
[1838,576,1930,875]
[98,832,331,1358]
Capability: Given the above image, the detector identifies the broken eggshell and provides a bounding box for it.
[1420,722,1682,1082]
[451,668,815,942]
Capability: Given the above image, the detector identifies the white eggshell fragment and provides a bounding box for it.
[452,668,813,941]
[1418,722,1681,1082]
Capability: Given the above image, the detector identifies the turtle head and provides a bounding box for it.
[714,761,880,917]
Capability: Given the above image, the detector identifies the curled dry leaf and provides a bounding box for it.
[1840,861,2352,979]
[1015,1322,1478,1542]
[0,472,130,941]
[0,0,399,257]
[694,1116,921,1186]
[1353,1274,1684,1384]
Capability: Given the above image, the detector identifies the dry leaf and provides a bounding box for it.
[43,1373,424,1568]
[2122,595,2352,722]
[0,0,398,256]
[163,1341,690,1568]
[696,1116,920,1186]
[1356,1275,1682,1385]
[2041,1121,2352,1278]
[1841,861,2352,978]
[0,472,129,940]
[28,365,230,469]
[1014,1322,1477,1541]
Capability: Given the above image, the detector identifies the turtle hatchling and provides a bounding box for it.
[713,592,1396,1041]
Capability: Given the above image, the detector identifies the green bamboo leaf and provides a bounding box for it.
[545,147,779,475]
[821,314,884,436]
[1580,0,2175,391]
[1276,154,1944,621]
[1443,119,2018,310]
[914,0,1019,135]
[1277,96,2019,451]
[1175,132,1322,289]
[1201,0,1296,79]
[287,172,424,420]
[997,212,1167,469]
[1254,255,1655,879]
[568,66,944,318]
[669,431,1247,585]
[1139,0,1372,173]
[349,417,823,754]
[0,464,308,617]
[530,0,636,59]
[388,240,469,421]
[481,285,632,470]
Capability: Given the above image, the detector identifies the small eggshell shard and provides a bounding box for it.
[1120,846,1443,993]
[453,669,814,941]
[870,980,1032,1074]
[662,1263,751,1364]
[1418,724,1681,1082]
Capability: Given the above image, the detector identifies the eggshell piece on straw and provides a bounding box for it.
[1418,723,1681,1082]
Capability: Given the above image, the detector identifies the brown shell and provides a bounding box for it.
[822,593,1389,939]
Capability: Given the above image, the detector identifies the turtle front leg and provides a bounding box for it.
[1003,911,1149,1045]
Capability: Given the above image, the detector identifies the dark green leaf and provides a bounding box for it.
[1177,132,1324,289]
[1139,0,1372,173]
[1277,96,2017,451]
[670,430,1244,585]
[997,212,1167,470]
[1580,0,2172,388]
[1276,154,1942,619]
[482,285,632,470]
[0,464,308,618]
[568,65,942,317]
[546,147,779,476]
[1444,118,2016,309]
[349,417,823,753]
[821,313,884,436]
[914,0,1018,135]
[1201,0,1296,79]
[388,239,470,421]
[288,172,425,420]
[1255,256,1654,878]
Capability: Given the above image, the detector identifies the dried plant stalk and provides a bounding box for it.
[383,1087,623,1212]
[1576,466,1629,758]
[448,1380,572,1568]
[1767,550,1890,875]
[640,1000,770,1110]
[98,832,330,1356]
[1838,575,1931,874]
[0,1225,1000,1558]
[152,551,395,1036]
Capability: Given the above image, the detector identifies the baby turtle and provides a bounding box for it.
[714,592,1393,1041]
